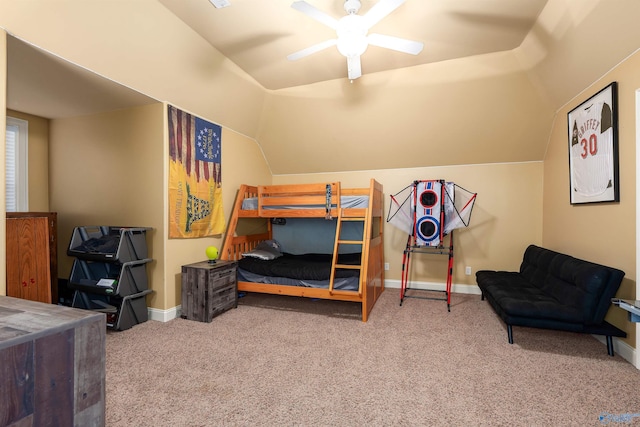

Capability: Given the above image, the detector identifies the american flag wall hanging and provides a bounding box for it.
[168,104,225,238]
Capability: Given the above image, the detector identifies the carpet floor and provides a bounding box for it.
[105,290,640,426]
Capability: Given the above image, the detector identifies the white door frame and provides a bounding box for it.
[634,90,640,368]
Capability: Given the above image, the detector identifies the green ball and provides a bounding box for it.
[205,246,219,260]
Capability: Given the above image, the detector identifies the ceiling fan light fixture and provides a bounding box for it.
[288,0,421,80]
[208,0,230,8]
[344,0,361,14]
[337,34,368,58]
[336,14,368,57]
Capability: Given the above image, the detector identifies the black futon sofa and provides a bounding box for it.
[476,245,626,356]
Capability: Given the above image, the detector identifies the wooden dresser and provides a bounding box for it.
[6,212,58,304]
[0,296,105,426]
[181,260,238,322]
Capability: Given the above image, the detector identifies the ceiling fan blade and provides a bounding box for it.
[347,55,362,80]
[362,0,406,29]
[368,33,423,55]
[291,1,339,30]
[287,39,338,61]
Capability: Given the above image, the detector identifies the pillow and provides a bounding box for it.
[242,240,283,260]
[263,239,282,252]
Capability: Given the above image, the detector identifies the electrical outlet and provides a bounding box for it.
[465,266,472,275]
[384,263,389,271]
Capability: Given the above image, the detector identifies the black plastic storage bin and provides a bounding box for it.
[68,258,152,296]
[67,225,153,331]
[71,289,153,331]
[114,291,153,330]
[67,226,150,263]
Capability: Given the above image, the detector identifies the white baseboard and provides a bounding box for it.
[384,279,482,295]
[148,305,181,322]
[593,335,637,366]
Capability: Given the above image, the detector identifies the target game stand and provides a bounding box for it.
[400,229,454,311]
[389,179,476,313]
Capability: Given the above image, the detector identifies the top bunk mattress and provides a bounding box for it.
[242,195,369,210]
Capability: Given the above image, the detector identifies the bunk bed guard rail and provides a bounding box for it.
[257,182,340,219]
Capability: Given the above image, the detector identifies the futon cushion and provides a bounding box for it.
[476,271,583,323]
[518,245,616,324]
[477,245,625,327]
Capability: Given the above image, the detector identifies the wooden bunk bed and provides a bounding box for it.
[221,179,385,321]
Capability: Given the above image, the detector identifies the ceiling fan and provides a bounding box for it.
[287,0,424,81]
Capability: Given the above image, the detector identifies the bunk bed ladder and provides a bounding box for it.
[329,208,369,296]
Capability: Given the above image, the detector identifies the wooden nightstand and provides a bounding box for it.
[181,260,238,322]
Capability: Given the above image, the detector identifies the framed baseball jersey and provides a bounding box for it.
[567,82,619,204]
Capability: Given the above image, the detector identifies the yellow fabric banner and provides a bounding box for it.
[168,105,225,238]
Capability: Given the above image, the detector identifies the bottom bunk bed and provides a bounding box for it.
[221,179,385,322]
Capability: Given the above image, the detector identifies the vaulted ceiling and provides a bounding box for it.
[5,0,640,175]
[8,0,640,118]
[158,0,549,90]
[6,36,157,119]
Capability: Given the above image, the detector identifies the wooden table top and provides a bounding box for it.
[0,296,104,348]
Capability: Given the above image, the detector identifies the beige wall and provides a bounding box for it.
[274,161,543,286]
[6,109,49,211]
[49,103,165,307]
[260,52,555,175]
[542,50,640,348]
[12,101,270,312]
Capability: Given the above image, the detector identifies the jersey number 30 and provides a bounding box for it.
[580,134,598,159]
